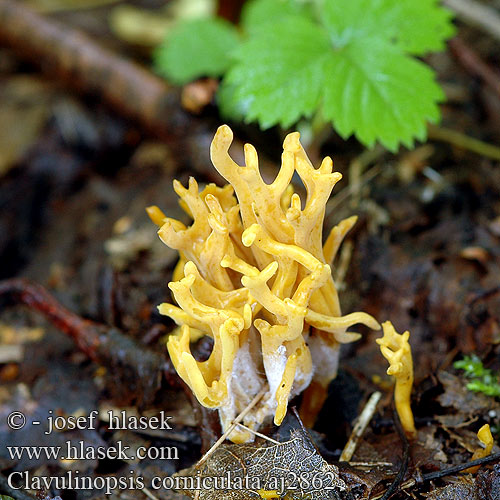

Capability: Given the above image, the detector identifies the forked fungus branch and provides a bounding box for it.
[148,125,381,442]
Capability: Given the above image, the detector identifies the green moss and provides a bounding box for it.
[454,354,500,398]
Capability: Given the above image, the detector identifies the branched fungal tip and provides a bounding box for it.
[149,125,380,442]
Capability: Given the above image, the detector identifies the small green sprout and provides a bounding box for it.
[454,354,500,398]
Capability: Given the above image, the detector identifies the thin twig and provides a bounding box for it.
[197,386,268,466]
[327,164,383,216]
[372,450,500,498]
[236,423,281,444]
[422,451,500,481]
[142,486,160,500]
[379,409,411,500]
[348,461,393,467]
[340,391,382,462]
[0,278,180,405]
[442,425,477,453]
[428,124,500,161]
[32,0,120,13]
[0,0,189,141]
[468,285,500,306]
[327,145,386,218]
[449,38,500,102]
[372,480,415,500]
[349,145,386,208]
[372,416,500,498]
[443,0,500,43]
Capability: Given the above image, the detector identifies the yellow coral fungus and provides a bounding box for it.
[376,321,416,439]
[466,423,494,473]
[149,125,380,442]
[474,423,494,459]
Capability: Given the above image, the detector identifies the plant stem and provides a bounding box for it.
[427,124,500,161]
[449,38,500,102]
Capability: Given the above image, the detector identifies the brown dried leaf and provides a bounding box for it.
[178,428,346,500]
[426,466,500,500]
[476,465,500,500]
[427,481,474,500]
[437,372,497,414]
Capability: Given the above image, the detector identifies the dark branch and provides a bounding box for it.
[0,278,180,406]
[0,0,191,141]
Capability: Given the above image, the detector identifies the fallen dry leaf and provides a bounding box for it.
[177,428,346,500]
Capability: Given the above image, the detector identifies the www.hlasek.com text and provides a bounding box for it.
[7,440,178,462]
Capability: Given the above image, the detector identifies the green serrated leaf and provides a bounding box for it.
[322,38,443,151]
[224,14,444,149]
[217,80,248,121]
[225,17,330,128]
[241,0,314,35]
[158,0,455,149]
[1,496,15,500]
[153,17,240,85]
[388,0,456,54]
[320,0,455,55]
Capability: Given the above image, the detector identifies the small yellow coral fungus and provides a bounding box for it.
[474,423,494,459]
[376,321,416,439]
[149,125,380,442]
[466,423,494,473]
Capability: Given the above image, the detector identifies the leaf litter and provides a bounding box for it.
[2,3,500,499]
